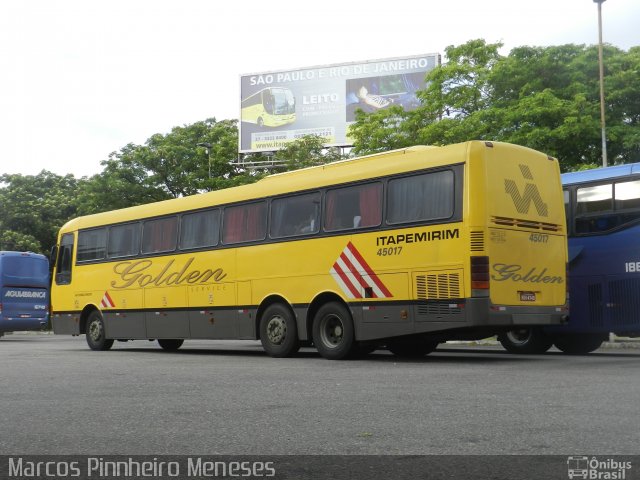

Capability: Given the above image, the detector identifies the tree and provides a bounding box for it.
[0,171,80,254]
[273,135,349,170]
[349,40,640,171]
[76,118,252,215]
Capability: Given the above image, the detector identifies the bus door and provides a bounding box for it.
[55,233,75,286]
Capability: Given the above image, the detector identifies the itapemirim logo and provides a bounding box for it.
[504,164,549,217]
[567,456,632,479]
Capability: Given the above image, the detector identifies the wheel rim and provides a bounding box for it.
[319,314,344,349]
[266,315,286,345]
[88,319,103,342]
[506,329,532,345]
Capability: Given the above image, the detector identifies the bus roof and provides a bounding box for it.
[60,145,454,232]
[561,162,640,186]
[0,251,47,261]
[59,141,542,232]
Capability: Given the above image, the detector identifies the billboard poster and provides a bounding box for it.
[239,53,440,153]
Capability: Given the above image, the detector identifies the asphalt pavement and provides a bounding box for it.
[1,333,639,456]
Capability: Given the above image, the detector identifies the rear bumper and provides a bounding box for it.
[0,316,49,333]
[466,298,569,327]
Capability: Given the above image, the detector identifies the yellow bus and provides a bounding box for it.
[50,141,568,360]
[240,87,296,128]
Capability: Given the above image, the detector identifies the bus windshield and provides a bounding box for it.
[1,255,49,287]
[269,89,295,115]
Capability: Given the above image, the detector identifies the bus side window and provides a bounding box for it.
[55,233,74,285]
[108,223,141,258]
[223,202,267,244]
[270,192,320,238]
[180,209,220,250]
[77,228,107,262]
[387,170,454,225]
[324,182,382,232]
[615,180,640,210]
[142,216,178,254]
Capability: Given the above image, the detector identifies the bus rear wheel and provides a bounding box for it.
[86,311,114,351]
[259,304,300,358]
[387,335,438,358]
[158,339,184,351]
[498,328,553,354]
[312,302,355,360]
[553,334,605,355]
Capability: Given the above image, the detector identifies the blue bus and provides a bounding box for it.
[499,163,640,354]
[0,251,50,338]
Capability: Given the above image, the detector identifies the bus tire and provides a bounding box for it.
[158,339,184,351]
[86,311,114,351]
[553,334,605,355]
[498,328,553,354]
[387,335,438,358]
[312,302,355,360]
[259,304,300,358]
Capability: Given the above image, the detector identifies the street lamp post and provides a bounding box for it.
[196,142,213,179]
[593,0,607,167]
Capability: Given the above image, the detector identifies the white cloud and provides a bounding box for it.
[0,0,637,177]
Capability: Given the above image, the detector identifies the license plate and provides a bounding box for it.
[519,292,536,302]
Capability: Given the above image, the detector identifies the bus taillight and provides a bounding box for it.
[471,256,490,297]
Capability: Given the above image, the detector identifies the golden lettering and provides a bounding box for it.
[110,257,227,289]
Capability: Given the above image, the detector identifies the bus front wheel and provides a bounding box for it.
[312,302,355,360]
[259,304,300,358]
[498,328,553,354]
[86,311,114,351]
[158,339,184,351]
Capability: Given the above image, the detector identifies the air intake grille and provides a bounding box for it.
[417,302,462,316]
[491,216,562,232]
[416,271,462,300]
[470,231,485,252]
[588,283,603,328]
[609,278,640,327]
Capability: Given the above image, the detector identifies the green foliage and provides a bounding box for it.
[350,40,640,171]
[4,40,638,253]
[76,118,250,215]
[0,171,79,254]
[273,135,349,169]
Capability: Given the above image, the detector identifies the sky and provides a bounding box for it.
[0,0,638,179]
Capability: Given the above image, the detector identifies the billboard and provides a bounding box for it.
[239,53,440,153]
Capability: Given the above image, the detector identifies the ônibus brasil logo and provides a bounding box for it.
[567,456,632,479]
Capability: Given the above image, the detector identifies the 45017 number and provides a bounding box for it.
[377,247,403,257]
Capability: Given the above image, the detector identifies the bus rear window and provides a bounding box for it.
[1,256,48,283]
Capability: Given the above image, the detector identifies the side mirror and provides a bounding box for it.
[50,245,58,267]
